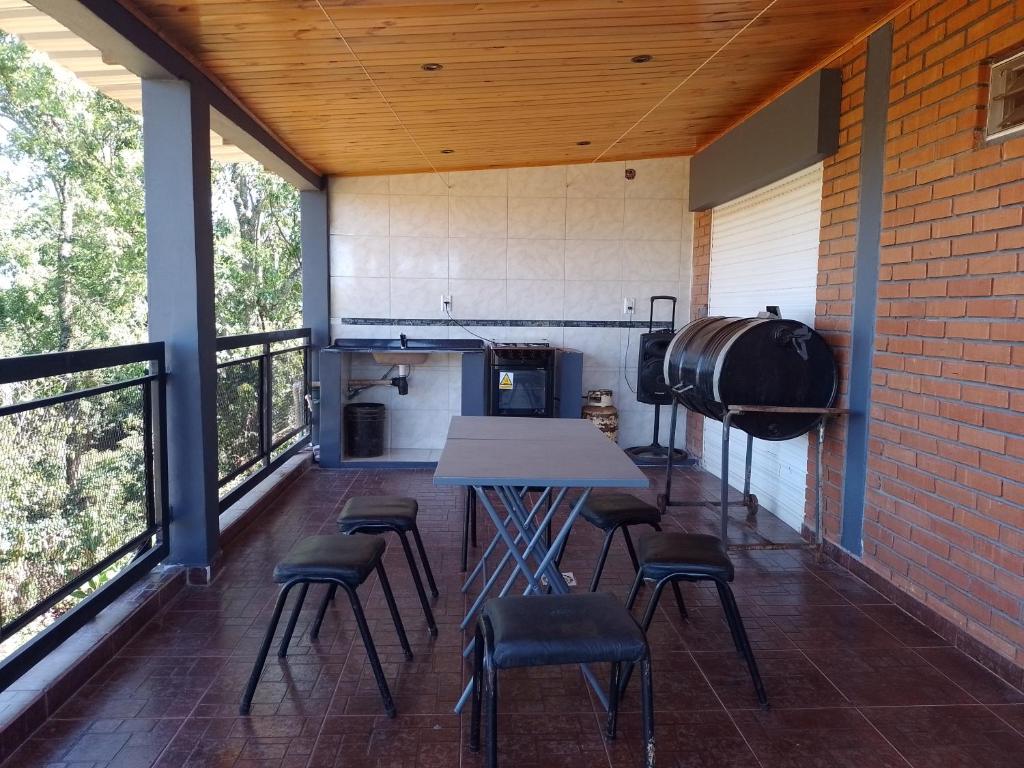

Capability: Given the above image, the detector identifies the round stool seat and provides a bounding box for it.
[637,532,734,582]
[339,495,418,531]
[580,493,660,531]
[273,534,384,585]
[482,593,647,669]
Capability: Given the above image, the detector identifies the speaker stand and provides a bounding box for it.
[625,404,690,466]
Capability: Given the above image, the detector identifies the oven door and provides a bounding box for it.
[490,365,551,416]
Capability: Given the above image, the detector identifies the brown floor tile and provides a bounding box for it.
[856,605,949,648]
[804,646,976,707]
[693,649,848,710]
[731,707,908,768]
[862,705,1024,768]
[914,647,1024,705]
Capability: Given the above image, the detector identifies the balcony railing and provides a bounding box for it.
[0,343,169,689]
[216,328,311,511]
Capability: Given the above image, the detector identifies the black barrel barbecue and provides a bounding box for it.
[659,314,844,547]
[663,316,838,440]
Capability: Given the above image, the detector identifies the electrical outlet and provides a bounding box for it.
[623,297,636,315]
[442,294,452,313]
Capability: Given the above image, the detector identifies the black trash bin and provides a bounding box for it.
[344,402,386,458]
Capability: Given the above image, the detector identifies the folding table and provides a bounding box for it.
[434,416,649,713]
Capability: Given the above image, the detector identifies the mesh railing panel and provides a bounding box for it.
[0,381,150,636]
[216,359,262,483]
[271,348,306,445]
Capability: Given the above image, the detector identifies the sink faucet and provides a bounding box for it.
[400,333,408,349]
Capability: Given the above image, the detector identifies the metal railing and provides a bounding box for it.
[216,328,311,512]
[0,343,169,689]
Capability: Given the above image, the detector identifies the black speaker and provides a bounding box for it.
[636,329,673,405]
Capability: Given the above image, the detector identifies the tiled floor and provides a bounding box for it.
[5,466,1023,768]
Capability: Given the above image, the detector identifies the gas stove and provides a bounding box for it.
[489,341,551,349]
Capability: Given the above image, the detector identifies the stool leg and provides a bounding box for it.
[484,652,498,768]
[625,570,645,611]
[621,526,641,572]
[620,578,668,696]
[377,562,414,660]
[343,584,397,718]
[310,585,332,640]
[240,582,295,715]
[469,624,484,752]
[605,662,621,740]
[277,582,309,658]
[713,581,744,655]
[651,523,688,620]
[398,530,438,636]
[717,580,768,708]
[589,528,618,592]
[640,652,655,768]
[411,523,440,598]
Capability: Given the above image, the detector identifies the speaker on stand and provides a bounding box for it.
[625,296,690,465]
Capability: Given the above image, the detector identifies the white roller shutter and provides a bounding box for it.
[702,163,823,532]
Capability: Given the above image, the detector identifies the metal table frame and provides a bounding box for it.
[435,417,648,715]
[661,401,848,553]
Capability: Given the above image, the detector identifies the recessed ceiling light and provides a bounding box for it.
[630,54,653,64]
[576,140,591,146]
[440,148,455,154]
[421,62,443,71]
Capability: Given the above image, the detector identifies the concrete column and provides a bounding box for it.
[142,78,220,573]
[301,189,330,446]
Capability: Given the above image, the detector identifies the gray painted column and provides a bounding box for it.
[142,78,220,570]
[300,189,330,445]
[841,25,893,555]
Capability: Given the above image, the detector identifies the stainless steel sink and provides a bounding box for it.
[370,351,429,365]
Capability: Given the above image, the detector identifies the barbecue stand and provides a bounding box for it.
[659,400,848,556]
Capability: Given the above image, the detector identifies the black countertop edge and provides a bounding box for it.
[338,317,673,329]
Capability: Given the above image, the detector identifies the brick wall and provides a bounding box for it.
[865,0,1024,667]
[808,43,868,539]
[685,210,712,456]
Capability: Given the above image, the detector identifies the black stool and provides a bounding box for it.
[624,532,767,707]
[560,492,688,617]
[470,593,654,768]
[337,496,439,636]
[240,534,412,717]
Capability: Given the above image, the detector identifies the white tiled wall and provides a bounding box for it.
[329,157,694,455]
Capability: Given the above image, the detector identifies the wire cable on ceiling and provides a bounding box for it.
[314,0,450,187]
[590,0,780,164]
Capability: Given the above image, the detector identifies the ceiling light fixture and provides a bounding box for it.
[421,62,443,71]
[630,54,653,64]
[441,148,455,154]
[576,140,591,146]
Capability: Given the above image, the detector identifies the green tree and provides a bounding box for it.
[212,161,301,336]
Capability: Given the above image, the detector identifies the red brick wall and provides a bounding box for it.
[685,210,712,457]
[808,42,868,539]
[864,0,1024,666]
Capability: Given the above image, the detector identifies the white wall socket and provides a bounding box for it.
[623,297,636,315]
[442,294,452,313]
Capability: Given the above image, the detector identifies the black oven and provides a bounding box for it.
[487,343,557,417]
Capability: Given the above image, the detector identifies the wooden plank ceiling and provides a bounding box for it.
[126,0,903,175]
[0,0,253,163]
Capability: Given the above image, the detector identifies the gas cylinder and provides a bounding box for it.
[582,389,619,442]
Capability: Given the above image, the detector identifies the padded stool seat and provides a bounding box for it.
[581,493,660,530]
[483,593,648,668]
[336,495,439,636]
[637,532,734,582]
[273,534,384,584]
[339,495,418,530]
[240,533,412,718]
[624,531,767,708]
[471,593,654,768]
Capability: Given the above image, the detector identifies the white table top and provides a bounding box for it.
[434,416,649,488]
